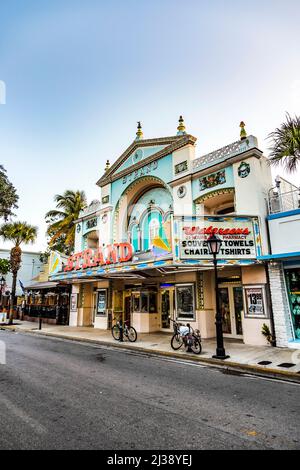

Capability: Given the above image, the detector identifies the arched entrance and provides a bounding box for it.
[112,176,173,245]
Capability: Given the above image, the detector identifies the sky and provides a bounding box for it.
[0,0,300,251]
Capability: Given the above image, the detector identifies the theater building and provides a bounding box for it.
[49,118,274,346]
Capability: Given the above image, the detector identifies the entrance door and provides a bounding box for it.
[92,292,97,325]
[161,288,175,330]
[218,284,244,338]
[124,295,131,323]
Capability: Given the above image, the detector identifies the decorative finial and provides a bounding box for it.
[177,115,186,135]
[240,121,247,140]
[105,159,110,172]
[136,121,143,140]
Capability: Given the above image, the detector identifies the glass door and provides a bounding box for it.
[92,292,97,325]
[218,287,231,334]
[218,284,244,337]
[233,286,243,336]
[161,288,175,330]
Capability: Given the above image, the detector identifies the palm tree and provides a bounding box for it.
[268,113,300,172]
[0,222,37,324]
[45,190,87,255]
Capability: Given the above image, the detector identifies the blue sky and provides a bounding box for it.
[0,0,300,250]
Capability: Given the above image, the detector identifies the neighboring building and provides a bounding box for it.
[24,252,71,325]
[0,249,43,297]
[49,118,274,346]
[259,177,300,349]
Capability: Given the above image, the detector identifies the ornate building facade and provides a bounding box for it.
[50,118,275,346]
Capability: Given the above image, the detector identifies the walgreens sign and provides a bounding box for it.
[177,217,258,260]
[64,243,133,272]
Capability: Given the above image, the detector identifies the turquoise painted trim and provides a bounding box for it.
[111,154,173,208]
[267,209,300,220]
[258,252,300,261]
[115,145,166,174]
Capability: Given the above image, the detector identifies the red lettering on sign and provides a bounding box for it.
[73,252,83,270]
[182,226,251,236]
[93,247,105,265]
[82,249,97,269]
[64,243,134,272]
[64,256,74,272]
[117,242,133,263]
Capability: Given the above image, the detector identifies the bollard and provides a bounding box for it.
[39,316,42,330]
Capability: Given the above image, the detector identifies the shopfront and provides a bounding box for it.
[49,119,274,346]
[284,267,300,340]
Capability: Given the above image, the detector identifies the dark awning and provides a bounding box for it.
[24,281,59,290]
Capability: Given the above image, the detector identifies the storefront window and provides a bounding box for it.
[132,293,140,312]
[97,290,107,316]
[131,290,157,313]
[175,284,195,320]
[141,292,148,312]
[285,269,300,340]
[243,285,267,318]
[149,292,157,313]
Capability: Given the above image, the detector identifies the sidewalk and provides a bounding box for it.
[1,321,300,381]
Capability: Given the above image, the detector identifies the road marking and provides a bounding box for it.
[0,396,47,434]
[242,374,300,387]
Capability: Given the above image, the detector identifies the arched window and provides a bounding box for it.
[149,218,160,247]
[83,230,99,249]
[130,224,140,252]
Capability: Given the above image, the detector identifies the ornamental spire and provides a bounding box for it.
[177,115,186,135]
[105,159,110,172]
[136,121,143,140]
[240,121,247,140]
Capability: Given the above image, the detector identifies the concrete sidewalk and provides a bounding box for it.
[1,321,300,381]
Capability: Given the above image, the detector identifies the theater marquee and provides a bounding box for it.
[173,216,261,261]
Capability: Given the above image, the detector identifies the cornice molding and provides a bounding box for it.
[97,134,197,187]
[74,206,113,224]
[191,148,263,180]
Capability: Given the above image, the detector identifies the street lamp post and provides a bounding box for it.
[207,234,230,360]
[0,276,5,309]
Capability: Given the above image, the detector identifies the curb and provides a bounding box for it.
[2,325,300,383]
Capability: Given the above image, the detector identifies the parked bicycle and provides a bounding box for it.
[170,318,202,354]
[111,318,137,342]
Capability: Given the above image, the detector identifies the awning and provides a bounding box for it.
[24,281,59,290]
[258,251,300,261]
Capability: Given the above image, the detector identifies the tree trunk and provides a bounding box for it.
[9,271,17,325]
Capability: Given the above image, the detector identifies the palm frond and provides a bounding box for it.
[267,113,300,173]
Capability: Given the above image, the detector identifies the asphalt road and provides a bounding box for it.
[0,329,299,450]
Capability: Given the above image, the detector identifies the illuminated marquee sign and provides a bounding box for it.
[64,243,133,272]
[176,217,258,260]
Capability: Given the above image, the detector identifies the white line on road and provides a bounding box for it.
[0,395,47,434]
[242,374,300,387]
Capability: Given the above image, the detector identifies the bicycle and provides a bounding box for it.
[170,318,202,354]
[111,318,137,342]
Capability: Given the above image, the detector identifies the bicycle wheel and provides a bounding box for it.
[111,325,120,341]
[127,326,137,342]
[171,334,184,350]
[190,335,202,355]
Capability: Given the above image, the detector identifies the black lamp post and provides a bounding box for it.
[207,234,229,360]
[0,276,5,308]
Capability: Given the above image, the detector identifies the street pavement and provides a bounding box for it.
[3,321,300,379]
[0,329,299,450]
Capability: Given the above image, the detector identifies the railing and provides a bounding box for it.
[25,305,69,324]
[79,200,101,218]
[268,189,300,214]
[192,135,258,171]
